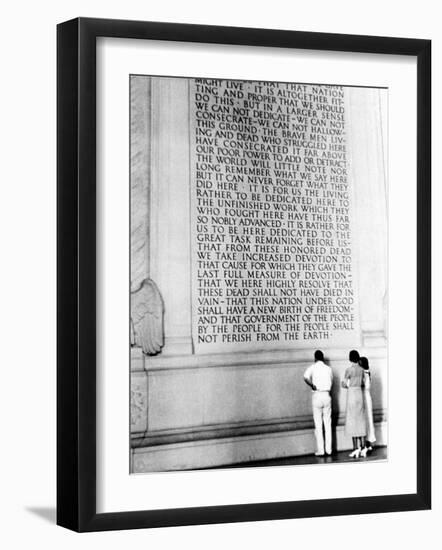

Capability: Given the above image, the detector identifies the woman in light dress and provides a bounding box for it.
[342,350,367,458]
[360,356,376,452]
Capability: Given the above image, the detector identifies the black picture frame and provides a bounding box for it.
[57,17,431,532]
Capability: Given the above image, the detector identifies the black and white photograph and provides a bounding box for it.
[0,0,436,543]
[130,76,388,473]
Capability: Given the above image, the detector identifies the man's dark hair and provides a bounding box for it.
[359,356,369,370]
[349,349,360,363]
[314,350,324,362]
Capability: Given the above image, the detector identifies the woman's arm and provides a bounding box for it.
[341,367,350,389]
[364,371,371,390]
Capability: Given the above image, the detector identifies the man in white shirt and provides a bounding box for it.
[303,350,333,456]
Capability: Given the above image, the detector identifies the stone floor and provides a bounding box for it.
[207,446,387,470]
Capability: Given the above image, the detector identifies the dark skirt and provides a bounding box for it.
[345,387,366,437]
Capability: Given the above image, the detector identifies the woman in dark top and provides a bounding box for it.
[342,349,367,458]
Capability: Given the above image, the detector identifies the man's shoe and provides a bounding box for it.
[315,452,325,457]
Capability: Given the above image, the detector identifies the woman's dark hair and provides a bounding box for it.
[349,349,360,363]
[359,356,369,370]
[314,350,324,362]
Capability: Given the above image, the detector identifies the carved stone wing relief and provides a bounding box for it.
[130,278,164,355]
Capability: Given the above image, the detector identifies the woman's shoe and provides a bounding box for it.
[360,447,368,458]
[349,448,361,458]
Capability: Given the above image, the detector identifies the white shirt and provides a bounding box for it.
[304,361,333,392]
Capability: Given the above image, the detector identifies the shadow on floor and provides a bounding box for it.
[25,506,56,524]
[205,446,387,470]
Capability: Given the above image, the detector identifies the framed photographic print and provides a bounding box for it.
[57,17,431,531]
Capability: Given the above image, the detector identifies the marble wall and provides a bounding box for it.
[130,77,388,472]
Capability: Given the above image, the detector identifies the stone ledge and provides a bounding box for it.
[131,421,387,472]
[131,345,388,372]
[131,409,387,447]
